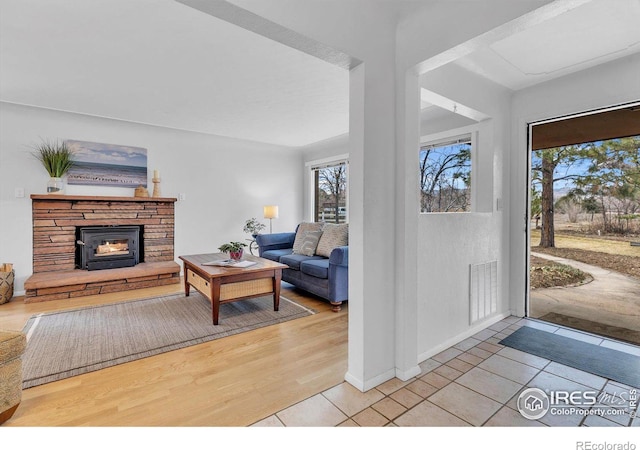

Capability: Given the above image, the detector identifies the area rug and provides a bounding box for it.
[500,326,640,388]
[540,312,640,347]
[21,292,314,389]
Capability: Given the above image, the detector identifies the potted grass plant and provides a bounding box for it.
[218,241,247,261]
[32,139,75,194]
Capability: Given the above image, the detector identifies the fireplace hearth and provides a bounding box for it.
[26,195,179,302]
[77,226,142,271]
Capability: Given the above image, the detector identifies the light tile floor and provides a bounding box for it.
[251,317,640,427]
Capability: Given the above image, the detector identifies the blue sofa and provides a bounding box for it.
[255,227,348,311]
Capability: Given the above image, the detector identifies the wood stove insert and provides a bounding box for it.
[77,226,142,271]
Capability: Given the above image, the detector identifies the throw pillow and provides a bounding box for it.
[292,222,324,254]
[298,230,323,257]
[315,223,348,257]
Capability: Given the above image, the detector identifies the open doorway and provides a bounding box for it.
[527,102,640,345]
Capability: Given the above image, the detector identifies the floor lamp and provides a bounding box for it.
[264,205,278,234]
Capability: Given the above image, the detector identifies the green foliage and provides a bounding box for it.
[575,137,640,231]
[243,218,266,235]
[532,137,640,238]
[32,139,75,177]
[530,187,542,217]
[218,241,247,253]
[581,196,600,214]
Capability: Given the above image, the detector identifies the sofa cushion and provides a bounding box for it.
[261,249,293,262]
[280,254,325,270]
[297,230,323,256]
[316,223,348,257]
[292,222,323,255]
[300,259,330,279]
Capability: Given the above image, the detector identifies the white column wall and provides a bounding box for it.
[393,68,421,380]
[346,58,399,390]
[229,0,402,390]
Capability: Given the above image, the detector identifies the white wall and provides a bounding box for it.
[508,53,640,316]
[420,109,476,136]
[0,102,303,292]
[301,133,349,163]
[413,64,512,358]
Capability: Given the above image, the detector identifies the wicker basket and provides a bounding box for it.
[0,264,15,305]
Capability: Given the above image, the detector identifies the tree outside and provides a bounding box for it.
[531,136,640,247]
[529,129,639,345]
[315,163,347,223]
[420,141,471,213]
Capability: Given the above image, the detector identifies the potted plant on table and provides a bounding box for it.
[32,139,75,194]
[218,241,247,261]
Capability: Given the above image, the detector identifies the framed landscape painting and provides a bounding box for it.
[65,140,148,188]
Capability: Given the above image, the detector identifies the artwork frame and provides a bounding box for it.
[65,140,148,188]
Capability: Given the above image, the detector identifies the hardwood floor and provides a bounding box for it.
[0,281,348,426]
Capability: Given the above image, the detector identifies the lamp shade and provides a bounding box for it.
[263,205,279,219]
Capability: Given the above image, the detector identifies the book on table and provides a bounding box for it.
[202,259,257,268]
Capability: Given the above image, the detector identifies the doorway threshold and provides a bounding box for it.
[522,317,640,357]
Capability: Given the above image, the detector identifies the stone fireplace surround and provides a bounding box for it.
[24,194,180,303]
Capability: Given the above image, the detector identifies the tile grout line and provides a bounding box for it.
[257,316,637,427]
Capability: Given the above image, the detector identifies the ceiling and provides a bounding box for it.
[422,0,640,124]
[0,0,349,148]
[453,0,640,91]
[1,0,639,147]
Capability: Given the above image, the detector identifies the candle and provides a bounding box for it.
[153,169,159,179]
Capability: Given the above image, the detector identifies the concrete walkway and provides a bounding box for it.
[530,252,640,334]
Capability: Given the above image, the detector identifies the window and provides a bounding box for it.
[419,134,472,213]
[312,160,348,223]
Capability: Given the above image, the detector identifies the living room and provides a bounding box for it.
[1,0,639,443]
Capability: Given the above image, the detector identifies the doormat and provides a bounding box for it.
[500,326,640,388]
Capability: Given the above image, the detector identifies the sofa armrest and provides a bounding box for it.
[328,246,348,302]
[255,232,296,256]
[329,246,348,266]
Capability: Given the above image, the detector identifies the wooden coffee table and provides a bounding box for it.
[179,253,287,325]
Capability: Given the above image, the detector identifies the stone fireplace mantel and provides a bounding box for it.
[24,194,180,302]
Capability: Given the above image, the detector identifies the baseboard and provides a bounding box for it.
[417,311,512,363]
[344,367,396,392]
[395,365,421,381]
[345,311,517,392]
[343,372,365,391]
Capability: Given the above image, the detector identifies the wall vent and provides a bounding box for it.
[469,260,498,325]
